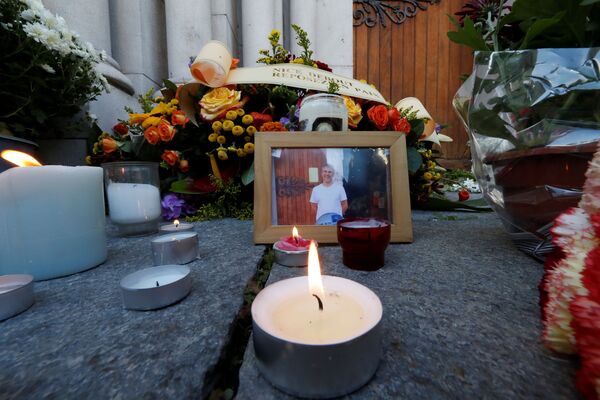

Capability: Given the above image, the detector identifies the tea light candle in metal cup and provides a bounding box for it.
[119,265,192,310]
[151,232,198,266]
[159,219,195,234]
[273,226,313,267]
[251,242,383,398]
[337,218,391,271]
[0,274,34,321]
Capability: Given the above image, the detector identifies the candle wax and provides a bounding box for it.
[271,290,366,344]
[106,182,161,224]
[152,232,197,243]
[126,270,186,289]
[0,283,24,295]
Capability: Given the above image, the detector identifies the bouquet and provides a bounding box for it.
[89,25,451,218]
[0,0,106,140]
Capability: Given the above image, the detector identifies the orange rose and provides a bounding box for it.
[393,117,411,133]
[144,126,160,145]
[158,120,176,142]
[387,108,400,124]
[162,150,179,166]
[259,121,287,132]
[179,159,189,173]
[367,105,389,130]
[171,110,189,127]
[101,137,118,154]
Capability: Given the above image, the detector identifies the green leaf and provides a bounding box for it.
[580,0,600,5]
[241,161,255,185]
[446,15,490,51]
[518,14,565,49]
[163,79,178,93]
[169,179,207,194]
[418,195,492,212]
[119,141,132,153]
[406,146,422,174]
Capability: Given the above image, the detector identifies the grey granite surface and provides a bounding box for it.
[237,212,577,399]
[0,219,264,399]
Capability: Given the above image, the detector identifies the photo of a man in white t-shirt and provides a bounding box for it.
[309,164,348,225]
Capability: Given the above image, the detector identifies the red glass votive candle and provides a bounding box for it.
[336,218,391,271]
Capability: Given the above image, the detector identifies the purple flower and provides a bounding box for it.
[435,123,442,134]
[161,193,196,220]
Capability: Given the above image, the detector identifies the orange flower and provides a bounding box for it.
[162,150,179,166]
[393,117,411,134]
[171,110,189,127]
[367,105,389,130]
[259,121,287,132]
[250,112,272,128]
[158,120,176,142]
[144,126,160,145]
[101,137,118,154]
[179,159,189,173]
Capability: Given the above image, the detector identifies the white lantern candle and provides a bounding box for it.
[299,93,349,131]
[0,159,107,280]
[251,242,383,398]
[106,182,161,224]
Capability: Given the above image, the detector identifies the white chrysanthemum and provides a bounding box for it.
[552,208,594,256]
[581,151,600,215]
[20,0,44,13]
[22,21,52,43]
[20,9,38,21]
[40,64,55,74]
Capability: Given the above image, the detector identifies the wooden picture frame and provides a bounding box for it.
[253,131,413,244]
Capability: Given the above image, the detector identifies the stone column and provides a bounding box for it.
[42,0,136,165]
[241,0,284,67]
[211,0,240,57]
[288,0,353,77]
[164,0,213,82]
[109,0,168,93]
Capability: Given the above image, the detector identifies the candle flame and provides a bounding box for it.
[1,150,42,167]
[174,219,180,228]
[292,226,299,240]
[308,240,324,298]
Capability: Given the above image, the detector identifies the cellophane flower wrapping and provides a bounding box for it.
[454,48,600,260]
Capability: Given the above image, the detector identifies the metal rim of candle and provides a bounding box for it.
[0,274,35,321]
[272,240,312,254]
[120,265,191,292]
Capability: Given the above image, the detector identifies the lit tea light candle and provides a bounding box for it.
[119,265,192,310]
[151,232,199,265]
[252,242,383,398]
[159,219,195,234]
[273,226,314,267]
[0,274,34,321]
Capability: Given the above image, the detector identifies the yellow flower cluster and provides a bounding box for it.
[420,149,442,183]
[129,99,179,127]
[207,108,256,161]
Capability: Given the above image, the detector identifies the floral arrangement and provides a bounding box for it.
[540,142,600,399]
[0,0,107,140]
[88,25,450,219]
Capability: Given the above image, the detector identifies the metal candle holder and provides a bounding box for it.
[151,232,198,265]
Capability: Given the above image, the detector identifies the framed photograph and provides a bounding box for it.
[253,131,413,244]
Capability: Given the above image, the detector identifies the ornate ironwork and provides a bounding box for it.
[353,0,440,27]
[276,176,311,197]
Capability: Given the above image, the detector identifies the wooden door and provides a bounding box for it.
[353,0,474,167]
[274,148,327,225]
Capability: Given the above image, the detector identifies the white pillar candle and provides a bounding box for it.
[106,182,161,224]
[0,166,107,280]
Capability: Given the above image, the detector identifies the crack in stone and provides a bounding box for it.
[202,247,274,400]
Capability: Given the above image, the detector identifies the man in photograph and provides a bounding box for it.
[309,164,348,225]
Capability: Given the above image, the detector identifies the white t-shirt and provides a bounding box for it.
[309,183,347,221]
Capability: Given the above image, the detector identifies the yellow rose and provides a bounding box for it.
[343,96,362,128]
[200,87,244,121]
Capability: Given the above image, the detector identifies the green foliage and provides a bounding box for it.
[187,177,253,221]
[291,24,314,66]
[327,81,340,94]
[0,0,106,140]
[137,87,156,113]
[448,0,600,51]
[257,29,289,65]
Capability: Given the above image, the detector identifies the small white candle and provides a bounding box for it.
[0,274,34,321]
[106,182,161,224]
[159,219,194,233]
[299,93,349,131]
[120,265,192,310]
[125,268,188,289]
